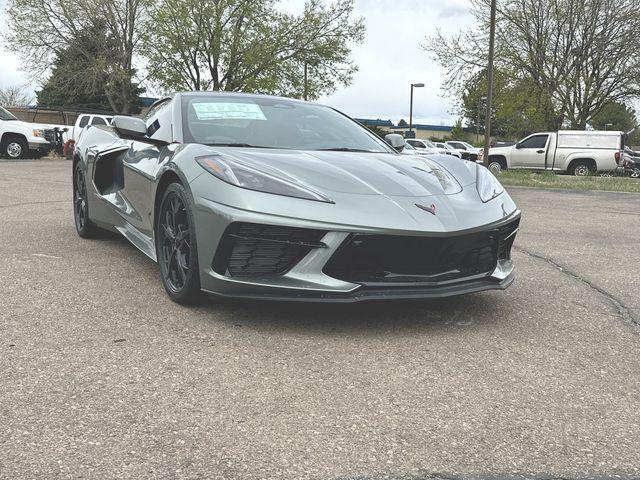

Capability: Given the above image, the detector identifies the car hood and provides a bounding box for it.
[196,147,477,198]
[489,145,513,155]
[4,119,48,131]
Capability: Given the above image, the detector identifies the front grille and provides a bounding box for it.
[213,223,327,277]
[324,218,520,285]
[43,129,56,143]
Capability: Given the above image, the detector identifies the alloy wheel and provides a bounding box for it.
[73,165,88,231]
[159,193,192,293]
[631,168,640,179]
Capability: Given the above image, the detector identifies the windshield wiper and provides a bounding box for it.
[316,147,379,153]
[204,142,273,149]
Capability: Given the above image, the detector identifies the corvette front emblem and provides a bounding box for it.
[416,203,437,215]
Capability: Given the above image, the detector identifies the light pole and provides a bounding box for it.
[482,0,497,166]
[409,83,425,137]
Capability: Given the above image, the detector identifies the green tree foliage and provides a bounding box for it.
[397,119,408,126]
[461,69,552,140]
[423,0,640,130]
[142,0,365,99]
[450,119,464,139]
[6,0,145,114]
[36,27,142,112]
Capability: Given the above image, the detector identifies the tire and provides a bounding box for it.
[1,136,29,159]
[488,160,503,175]
[73,162,103,238]
[630,167,640,179]
[156,183,201,304]
[570,160,594,177]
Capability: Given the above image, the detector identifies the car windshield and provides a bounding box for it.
[403,142,416,150]
[424,140,436,148]
[0,106,18,121]
[182,95,393,153]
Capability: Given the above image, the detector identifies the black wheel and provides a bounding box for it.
[73,162,102,238]
[630,167,640,179]
[156,183,201,304]
[1,136,29,159]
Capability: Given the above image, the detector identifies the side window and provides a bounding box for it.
[78,115,90,128]
[519,135,548,149]
[91,117,107,126]
[452,142,465,150]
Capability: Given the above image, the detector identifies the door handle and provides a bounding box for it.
[536,150,544,154]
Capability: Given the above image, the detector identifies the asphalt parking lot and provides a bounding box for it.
[1,159,639,480]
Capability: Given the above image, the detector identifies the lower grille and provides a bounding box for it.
[213,223,327,277]
[324,218,520,285]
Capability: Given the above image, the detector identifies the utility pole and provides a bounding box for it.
[482,0,497,167]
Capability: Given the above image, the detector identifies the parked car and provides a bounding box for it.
[434,142,463,158]
[486,130,624,176]
[0,106,55,159]
[406,138,458,157]
[71,93,520,304]
[445,140,481,161]
[623,146,640,178]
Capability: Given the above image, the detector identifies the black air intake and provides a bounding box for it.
[213,223,327,277]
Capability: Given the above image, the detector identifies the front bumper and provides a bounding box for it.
[28,138,54,152]
[194,196,520,302]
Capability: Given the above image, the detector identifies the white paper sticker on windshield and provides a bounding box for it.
[193,102,267,121]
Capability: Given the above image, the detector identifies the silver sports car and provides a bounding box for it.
[72,92,520,303]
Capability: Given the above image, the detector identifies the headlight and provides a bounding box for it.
[32,129,43,138]
[476,163,504,202]
[196,155,333,203]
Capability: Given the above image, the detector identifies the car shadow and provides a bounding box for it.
[195,292,501,337]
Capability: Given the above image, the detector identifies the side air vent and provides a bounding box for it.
[212,223,328,277]
[93,148,128,195]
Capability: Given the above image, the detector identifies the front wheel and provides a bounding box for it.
[1,137,29,159]
[73,162,103,238]
[630,167,640,179]
[156,183,201,304]
[488,160,503,175]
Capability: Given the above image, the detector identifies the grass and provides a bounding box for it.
[497,169,640,193]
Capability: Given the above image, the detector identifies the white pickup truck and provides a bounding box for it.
[0,106,55,159]
[64,113,113,143]
[486,130,624,176]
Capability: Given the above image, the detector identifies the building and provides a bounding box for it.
[355,118,474,142]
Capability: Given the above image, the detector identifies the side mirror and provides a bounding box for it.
[112,115,147,138]
[385,133,406,151]
[515,142,522,149]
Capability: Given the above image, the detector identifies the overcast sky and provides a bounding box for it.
[0,0,475,125]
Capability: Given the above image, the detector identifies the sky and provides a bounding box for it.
[0,0,476,126]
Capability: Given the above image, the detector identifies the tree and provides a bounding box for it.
[423,0,640,130]
[590,101,637,132]
[6,0,146,114]
[36,26,142,112]
[141,0,365,99]
[397,119,408,126]
[460,69,551,140]
[0,85,33,107]
[450,119,465,139]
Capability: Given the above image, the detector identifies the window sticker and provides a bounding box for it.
[193,102,267,121]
